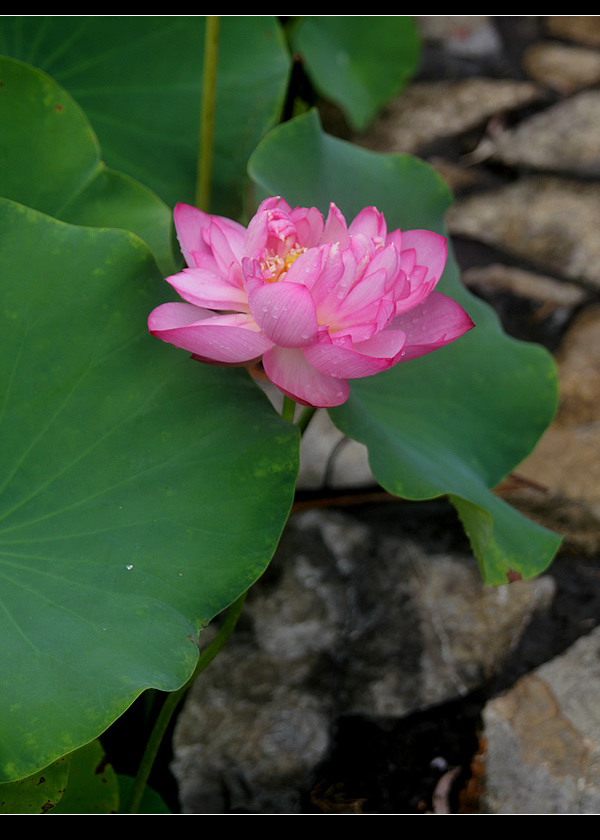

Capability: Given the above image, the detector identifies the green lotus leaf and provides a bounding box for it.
[0,198,299,782]
[248,111,561,583]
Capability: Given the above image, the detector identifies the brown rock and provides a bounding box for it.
[482,627,600,813]
[447,176,600,287]
[553,306,600,426]
[516,306,600,518]
[356,78,543,155]
[492,91,600,175]
[493,675,590,776]
[462,263,587,307]
[545,16,600,48]
[523,42,600,93]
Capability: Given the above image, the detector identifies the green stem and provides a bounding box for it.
[195,16,220,212]
[281,395,297,424]
[123,590,247,813]
[296,406,317,436]
[281,397,318,436]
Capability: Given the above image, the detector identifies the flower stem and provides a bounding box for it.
[281,397,318,435]
[296,406,317,435]
[123,589,247,813]
[195,16,220,212]
[281,395,297,424]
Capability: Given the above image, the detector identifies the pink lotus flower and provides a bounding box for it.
[148,197,474,408]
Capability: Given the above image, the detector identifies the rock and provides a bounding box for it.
[543,305,600,430]
[447,176,600,288]
[462,262,587,350]
[354,79,543,155]
[482,626,600,813]
[417,16,503,61]
[463,264,587,308]
[522,42,600,93]
[172,508,555,813]
[491,91,600,175]
[545,16,600,49]
[298,408,372,491]
[427,156,485,193]
[172,641,331,814]
[516,306,600,520]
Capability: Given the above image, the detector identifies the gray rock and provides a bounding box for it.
[298,408,373,491]
[417,16,503,61]
[172,509,555,813]
[172,643,330,814]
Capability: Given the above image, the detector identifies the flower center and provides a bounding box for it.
[261,246,307,283]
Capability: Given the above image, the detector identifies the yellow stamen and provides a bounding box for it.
[262,246,307,282]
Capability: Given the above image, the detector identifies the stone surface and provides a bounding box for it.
[522,42,600,93]
[354,78,543,155]
[462,263,587,308]
[172,640,331,814]
[447,176,600,288]
[491,91,600,175]
[298,408,372,491]
[545,16,600,48]
[516,306,600,517]
[416,16,503,61]
[482,627,600,814]
[172,508,555,813]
